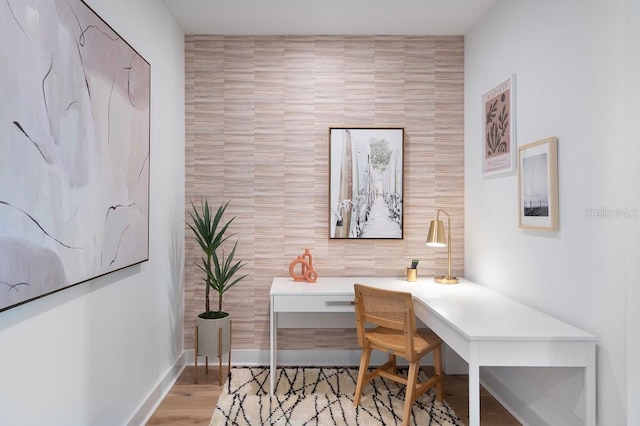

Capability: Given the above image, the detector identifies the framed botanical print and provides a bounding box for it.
[483,75,516,177]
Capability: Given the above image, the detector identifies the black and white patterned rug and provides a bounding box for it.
[210,366,464,425]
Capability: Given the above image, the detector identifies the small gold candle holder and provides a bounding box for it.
[406,268,417,282]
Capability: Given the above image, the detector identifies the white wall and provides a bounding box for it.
[0,1,185,424]
[465,1,638,425]
[624,1,640,424]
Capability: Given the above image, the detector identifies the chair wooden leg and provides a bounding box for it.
[402,361,420,426]
[354,347,372,406]
[434,344,444,401]
[387,353,397,375]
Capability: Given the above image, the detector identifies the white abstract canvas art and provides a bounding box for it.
[0,0,150,312]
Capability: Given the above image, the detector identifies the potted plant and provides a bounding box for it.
[188,199,247,383]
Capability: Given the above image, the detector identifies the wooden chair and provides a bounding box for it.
[353,283,444,426]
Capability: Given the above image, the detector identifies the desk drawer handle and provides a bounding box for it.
[325,300,355,306]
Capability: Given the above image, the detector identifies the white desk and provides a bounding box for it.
[270,276,597,426]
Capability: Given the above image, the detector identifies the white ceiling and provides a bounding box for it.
[162,0,498,35]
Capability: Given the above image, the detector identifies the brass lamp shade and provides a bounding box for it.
[426,209,458,284]
[426,220,446,247]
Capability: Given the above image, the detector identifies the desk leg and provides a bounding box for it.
[468,341,480,426]
[585,341,596,426]
[270,301,276,396]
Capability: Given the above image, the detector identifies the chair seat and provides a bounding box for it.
[366,327,442,355]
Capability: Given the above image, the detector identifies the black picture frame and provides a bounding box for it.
[329,127,404,239]
[0,0,150,312]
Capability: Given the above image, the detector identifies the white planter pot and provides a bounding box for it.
[196,315,231,357]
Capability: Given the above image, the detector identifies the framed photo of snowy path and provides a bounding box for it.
[518,137,558,231]
[329,128,404,239]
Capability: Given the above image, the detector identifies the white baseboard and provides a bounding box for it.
[128,351,187,426]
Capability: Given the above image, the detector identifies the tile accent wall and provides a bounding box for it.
[185,36,464,351]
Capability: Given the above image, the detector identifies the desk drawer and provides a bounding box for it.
[273,295,355,312]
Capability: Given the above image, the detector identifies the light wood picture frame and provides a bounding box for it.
[329,127,404,239]
[483,74,516,177]
[518,137,559,230]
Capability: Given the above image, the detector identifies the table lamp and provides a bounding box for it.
[426,209,458,284]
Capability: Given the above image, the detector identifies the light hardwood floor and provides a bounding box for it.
[147,365,521,425]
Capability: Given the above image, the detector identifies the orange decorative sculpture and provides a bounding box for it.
[289,248,318,283]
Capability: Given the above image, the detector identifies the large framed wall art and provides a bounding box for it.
[329,128,404,239]
[0,0,150,312]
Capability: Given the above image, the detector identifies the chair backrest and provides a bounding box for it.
[354,283,417,335]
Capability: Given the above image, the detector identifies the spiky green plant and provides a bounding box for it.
[203,240,247,318]
[187,200,246,318]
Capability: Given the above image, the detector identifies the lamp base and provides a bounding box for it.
[435,276,459,285]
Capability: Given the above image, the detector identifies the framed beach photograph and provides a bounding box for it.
[518,137,559,231]
[329,128,404,239]
[483,74,516,177]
